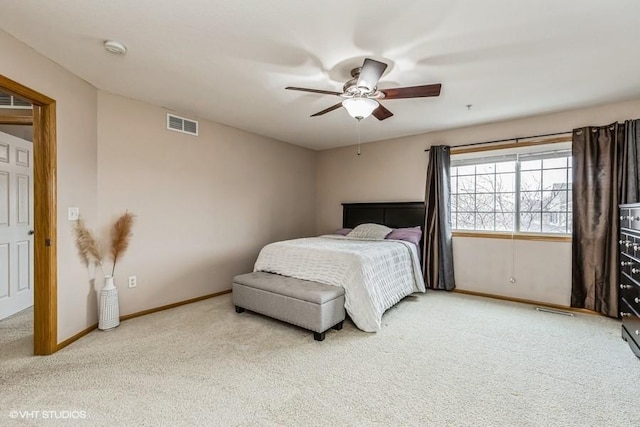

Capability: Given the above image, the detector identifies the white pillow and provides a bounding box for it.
[346,223,393,240]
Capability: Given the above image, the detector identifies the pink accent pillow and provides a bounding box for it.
[386,226,422,245]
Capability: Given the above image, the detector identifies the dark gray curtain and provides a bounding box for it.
[571,121,640,317]
[423,145,455,290]
[621,119,640,202]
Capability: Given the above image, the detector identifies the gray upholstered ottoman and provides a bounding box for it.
[232,272,345,341]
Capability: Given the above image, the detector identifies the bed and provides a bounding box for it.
[254,202,426,332]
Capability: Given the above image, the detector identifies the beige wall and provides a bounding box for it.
[453,238,572,305]
[2,29,316,343]
[0,29,99,341]
[96,92,316,315]
[316,98,640,305]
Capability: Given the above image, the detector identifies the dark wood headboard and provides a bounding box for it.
[342,201,425,229]
[342,202,426,259]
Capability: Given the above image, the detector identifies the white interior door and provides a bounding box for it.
[0,130,34,321]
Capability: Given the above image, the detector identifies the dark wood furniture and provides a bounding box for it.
[619,203,640,358]
[342,201,426,259]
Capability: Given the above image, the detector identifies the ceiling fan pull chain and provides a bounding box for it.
[357,117,362,156]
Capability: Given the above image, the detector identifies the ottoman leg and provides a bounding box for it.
[235,306,245,313]
[332,321,344,330]
[314,332,325,341]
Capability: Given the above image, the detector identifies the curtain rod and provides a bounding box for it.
[423,131,572,152]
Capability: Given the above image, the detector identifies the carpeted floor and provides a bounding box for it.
[0,307,32,360]
[0,292,638,426]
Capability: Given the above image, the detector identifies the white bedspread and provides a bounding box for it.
[253,235,426,332]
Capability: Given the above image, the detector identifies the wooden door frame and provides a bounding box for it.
[0,74,57,355]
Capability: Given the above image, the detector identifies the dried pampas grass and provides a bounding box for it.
[73,211,136,279]
[110,211,135,276]
[73,218,103,268]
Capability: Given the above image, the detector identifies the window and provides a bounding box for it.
[450,142,572,234]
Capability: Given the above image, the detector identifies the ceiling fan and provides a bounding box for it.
[286,58,441,121]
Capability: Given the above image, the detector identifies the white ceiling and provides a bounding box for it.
[1,0,639,150]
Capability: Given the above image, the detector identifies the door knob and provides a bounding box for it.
[28,230,34,235]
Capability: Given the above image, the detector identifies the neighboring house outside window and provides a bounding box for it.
[450,142,572,235]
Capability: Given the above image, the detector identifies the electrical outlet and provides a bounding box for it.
[128,275,137,288]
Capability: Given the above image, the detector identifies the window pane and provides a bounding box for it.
[451,176,458,193]
[450,166,458,177]
[520,170,542,191]
[450,194,457,212]
[567,215,573,233]
[520,191,542,212]
[520,212,541,232]
[543,157,567,168]
[495,213,515,231]
[542,191,569,212]
[457,213,475,230]
[496,173,515,192]
[476,194,495,212]
[476,213,494,230]
[542,169,568,191]
[476,174,495,193]
[567,190,572,211]
[458,194,475,211]
[476,163,495,174]
[458,165,475,175]
[496,161,516,173]
[521,159,541,170]
[496,193,515,212]
[450,213,457,229]
[542,212,568,233]
[458,175,475,193]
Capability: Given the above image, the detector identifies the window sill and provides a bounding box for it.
[452,231,571,242]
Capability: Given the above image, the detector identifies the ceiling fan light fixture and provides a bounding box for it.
[342,97,379,120]
[286,57,441,121]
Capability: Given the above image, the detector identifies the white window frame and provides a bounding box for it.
[450,141,572,236]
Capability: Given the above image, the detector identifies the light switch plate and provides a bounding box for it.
[68,207,80,221]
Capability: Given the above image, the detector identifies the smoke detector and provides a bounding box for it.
[104,40,127,55]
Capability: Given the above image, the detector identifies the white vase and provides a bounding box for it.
[102,275,116,290]
[99,275,120,330]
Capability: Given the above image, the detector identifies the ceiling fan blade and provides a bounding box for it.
[372,103,394,121]
[357,58,388,92]
[286,86,343,96]
[381,84,442,99]
[310,103,343,117]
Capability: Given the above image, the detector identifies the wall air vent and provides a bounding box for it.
[0,92,32,109]
[166,113,198,136]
